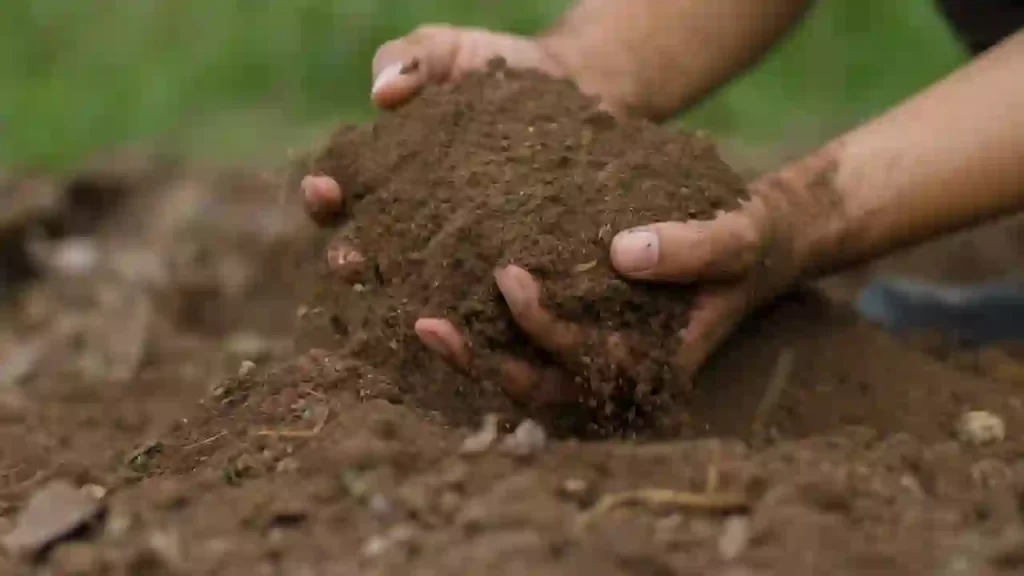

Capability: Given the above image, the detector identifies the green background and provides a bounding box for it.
[1,0,967,170]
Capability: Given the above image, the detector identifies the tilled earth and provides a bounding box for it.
[1,130,1024,574]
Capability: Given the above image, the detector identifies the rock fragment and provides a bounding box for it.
[2,480,104,557]
[957,410,1006,446]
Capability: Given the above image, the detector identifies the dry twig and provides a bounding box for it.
[576,487,749,530]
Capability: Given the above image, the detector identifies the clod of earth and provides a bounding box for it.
[299,59,748,437]
[2,480,105,558]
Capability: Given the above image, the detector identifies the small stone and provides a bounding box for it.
[81,484,107,501]
[361,523,416,559]
[55,238,100,274]
[957,411,1006,446]
[557,478,594,505]
[718,515,751,561]
[2,480,104,557]
[500,419,547,457]
[459,413,500,455]
[237,360,256,378]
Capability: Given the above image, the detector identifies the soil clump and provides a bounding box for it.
[300,60,748,436]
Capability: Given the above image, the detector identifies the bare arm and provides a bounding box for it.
[783,29,1024,277]
[366,0,813,120]
[541,0,815,120]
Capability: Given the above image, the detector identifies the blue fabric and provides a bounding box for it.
[855,276,1024,345]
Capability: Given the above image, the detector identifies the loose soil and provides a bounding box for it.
[299,61,748,436]
[0,72,1023,575]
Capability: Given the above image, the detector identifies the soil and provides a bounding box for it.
[0,72,1023,575]
[299,61,748,436]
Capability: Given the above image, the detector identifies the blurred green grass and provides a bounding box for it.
[1,0,966,170]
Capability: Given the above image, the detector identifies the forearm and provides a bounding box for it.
[782,30,1024,278]
[539,0,814,121]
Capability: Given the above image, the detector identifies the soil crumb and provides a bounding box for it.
[299,59,748,436]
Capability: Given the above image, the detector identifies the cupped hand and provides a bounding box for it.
[303,23,610,225]
[300,24,826,411]
[408,178,814,409]
[304,173,817,411]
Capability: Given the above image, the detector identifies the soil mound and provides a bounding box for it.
[297,60,748,435]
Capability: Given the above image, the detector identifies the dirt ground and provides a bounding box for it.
[2,70,1024,575]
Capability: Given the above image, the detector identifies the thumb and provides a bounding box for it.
[609,212,760,283]
[371,24,460,109]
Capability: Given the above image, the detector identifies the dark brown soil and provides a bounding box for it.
[299,61,748,436]
[2,88,1024,575]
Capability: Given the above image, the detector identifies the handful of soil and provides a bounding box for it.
[298,60,748,436]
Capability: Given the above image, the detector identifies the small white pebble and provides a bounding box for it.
[459,413,500,455]
[361,523,415,558]
[500,419,547,457]
[237,360,256,379]
[957,410,1005,446]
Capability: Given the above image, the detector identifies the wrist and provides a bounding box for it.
[535,21,647,118]
[749,141,851,281]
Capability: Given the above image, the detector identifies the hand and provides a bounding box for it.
[409,174,820,410]
[302,23,571,225]
[370,24,568,110]
[299,24,834,414]
[304,165,826,412]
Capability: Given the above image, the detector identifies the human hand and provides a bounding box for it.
[302,22,624,226]
[299,23,835,414]
[304,143,835,412]
[405,171,825,410]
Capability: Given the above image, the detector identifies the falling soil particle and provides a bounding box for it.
[301,59,748,436]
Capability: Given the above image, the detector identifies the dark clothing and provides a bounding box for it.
[936,0,1024,54]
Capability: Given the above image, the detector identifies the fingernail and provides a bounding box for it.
[303,175,341,207]
[418,330,452,361]
[371,63,404,96]
[493,266,530,312]
[611,229,659,273]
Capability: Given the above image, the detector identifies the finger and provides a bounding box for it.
[371,25,460,109]
[302,175,344,226]
[325,242,366,283]
[499,356,581,407]
[493,265,585,365]
[675,288,750,381]
[414,317,471,371]
[610,213,759,283]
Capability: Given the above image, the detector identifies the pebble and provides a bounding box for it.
[361,523,416,559]
[2,480,104,557]
[459,413,500,455]
[957,410,1006,446]
[500,419,547,457]
[47,238,100,277]
[237,360,256,378]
